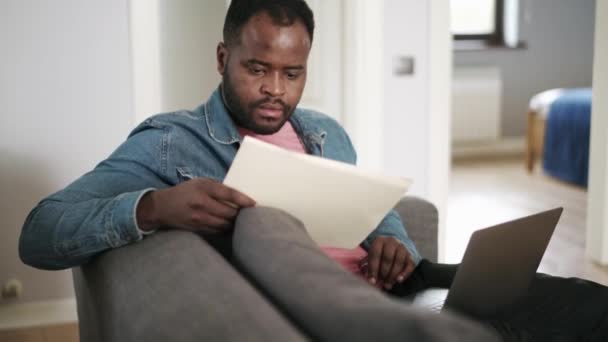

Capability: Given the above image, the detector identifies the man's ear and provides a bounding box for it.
[217,42,228,76]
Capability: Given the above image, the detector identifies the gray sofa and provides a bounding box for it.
[72,197,494,341]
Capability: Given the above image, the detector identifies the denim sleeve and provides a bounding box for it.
[361,210,422,266]
[19,119,170,270]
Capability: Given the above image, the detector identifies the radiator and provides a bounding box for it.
[451,66,502,143]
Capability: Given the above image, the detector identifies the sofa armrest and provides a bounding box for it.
[72,198,439,341]
[393,197,438,262]
[72,230,302,341]
[72,230,212,342]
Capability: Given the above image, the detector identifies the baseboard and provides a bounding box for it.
[452,137,526,159]
[0,297,77,330]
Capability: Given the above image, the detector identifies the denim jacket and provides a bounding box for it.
[19,88,421,270]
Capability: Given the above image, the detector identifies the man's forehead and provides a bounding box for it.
[237,12,311,56]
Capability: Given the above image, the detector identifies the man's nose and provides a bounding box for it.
[261,72,286,97]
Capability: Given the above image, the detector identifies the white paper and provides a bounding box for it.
[223,136,412,248]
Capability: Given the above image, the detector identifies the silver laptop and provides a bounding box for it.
[412,208,563,318]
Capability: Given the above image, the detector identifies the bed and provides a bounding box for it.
[525,88,592,187]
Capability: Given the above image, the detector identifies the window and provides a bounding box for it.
[450,0,504,44]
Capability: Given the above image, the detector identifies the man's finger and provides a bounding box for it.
[386,245,408,287]
[190,211,232,231]
[202,196,239,219]
[210,183,256,208]
[397,255,416,283]
[368,239,384,284]
[379,241,397,281]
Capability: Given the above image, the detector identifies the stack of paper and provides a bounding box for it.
[223,137,412,248]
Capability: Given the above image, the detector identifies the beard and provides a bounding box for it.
[221,68,293,135]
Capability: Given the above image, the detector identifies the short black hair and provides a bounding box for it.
[223,0,314,47]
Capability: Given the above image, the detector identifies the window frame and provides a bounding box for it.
[452,0,504,45]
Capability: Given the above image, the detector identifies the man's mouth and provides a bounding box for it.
[256,104,284,119]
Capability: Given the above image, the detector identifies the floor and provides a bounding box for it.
[446,157,608,286]
[0,323,78,342]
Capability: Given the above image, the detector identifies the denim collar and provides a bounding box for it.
[201,86,328,153]
[202,87,241,145]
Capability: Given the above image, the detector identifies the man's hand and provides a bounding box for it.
[136,178,256,234]
[359,236,415,290]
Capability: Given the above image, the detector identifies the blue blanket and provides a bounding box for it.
[543,88,592,187]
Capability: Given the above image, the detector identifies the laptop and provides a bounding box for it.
[411,208,563,318]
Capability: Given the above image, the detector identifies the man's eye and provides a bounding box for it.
[286,72,300,80]
[250,67,264,75]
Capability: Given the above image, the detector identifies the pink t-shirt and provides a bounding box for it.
[238,123,369,278]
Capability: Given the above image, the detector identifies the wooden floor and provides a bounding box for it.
[0,323,78,342]
[446,157,608,286]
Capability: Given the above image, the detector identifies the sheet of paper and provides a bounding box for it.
[223,136,412,248]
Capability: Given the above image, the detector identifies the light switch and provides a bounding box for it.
[393,56,415,76]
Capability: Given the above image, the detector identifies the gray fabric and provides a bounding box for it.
[393,196,439,262]
[72,196,466,341]
[232,206,499,342]
[72,230,307,342]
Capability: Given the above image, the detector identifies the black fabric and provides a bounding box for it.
[390,260,608,342]
[388,260,458,298]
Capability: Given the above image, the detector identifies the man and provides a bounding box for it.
[20,1,416,289]
[19,0,608,341]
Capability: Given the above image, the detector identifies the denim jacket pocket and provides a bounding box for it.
[176,166,222,183]
[176,167,195,182]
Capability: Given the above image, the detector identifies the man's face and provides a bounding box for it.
[217,12,311,134]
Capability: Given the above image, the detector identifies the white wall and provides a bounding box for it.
[131,0,225,123]
[159,0,225,113]
[342,0,385,172]
[427,0,452,262]
[130,0,163,122]
[586,0,608,264]
[383,0,430,192]
[0,0,134,303]
[382,0,451,260]
[298,0,344,123]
